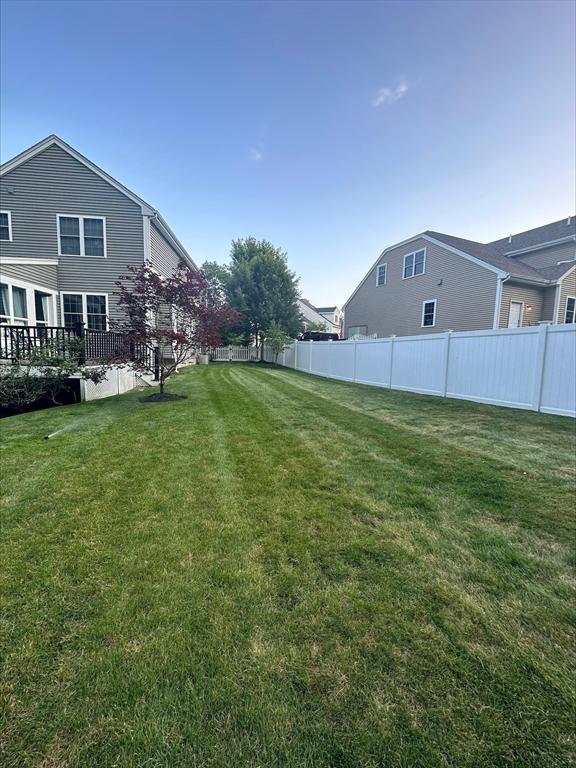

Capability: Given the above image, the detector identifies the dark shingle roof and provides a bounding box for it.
[489,217,575,254]
[534,262,576,281]
[425,231,549,282]
[315,306,337,313]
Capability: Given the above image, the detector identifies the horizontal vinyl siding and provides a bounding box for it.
[150,222,181,277]
[0,262,58,290]
[344,238,498,337]
[498,282,545,327]
[541,287,557,322]
[557,271,576,323]
[514,240,576,270]
[0,144,145,324]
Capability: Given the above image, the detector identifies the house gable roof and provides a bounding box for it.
[425,231,548,282]
[489,217,575,255]
[0,134,197,269]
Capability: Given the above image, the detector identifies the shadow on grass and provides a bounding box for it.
[139,393,188,402]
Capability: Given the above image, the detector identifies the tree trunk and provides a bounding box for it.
[159,371,165,394]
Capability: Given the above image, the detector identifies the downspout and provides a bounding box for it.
[552,282,561,324]
[492,274,509,329]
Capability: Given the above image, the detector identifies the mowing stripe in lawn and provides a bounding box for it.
[1,364,574,768]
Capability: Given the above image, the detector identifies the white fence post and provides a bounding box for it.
[353,339,357,382]
[309,340,313,372]
[442,331,453,397]
[294,340,298,370]
[532,323,550,412]
[388,335,396,388]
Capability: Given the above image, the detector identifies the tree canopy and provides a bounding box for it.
[202,238,301,347]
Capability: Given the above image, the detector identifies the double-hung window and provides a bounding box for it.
[0,211,12,241]
[403,248,426,279]
[376,263,387,286]
[58,215,106,257]
[565,296,576,324]
[421,299,437,328]
[63,293,108,330]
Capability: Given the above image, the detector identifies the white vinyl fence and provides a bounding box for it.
[211,345,260,362]
[264,324,576,417]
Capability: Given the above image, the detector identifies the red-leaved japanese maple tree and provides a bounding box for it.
[115,260,238,395]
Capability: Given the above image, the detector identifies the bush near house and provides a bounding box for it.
[0,338,107,417]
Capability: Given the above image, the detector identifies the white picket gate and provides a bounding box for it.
[264,324,576,417]
[211,345,260,362]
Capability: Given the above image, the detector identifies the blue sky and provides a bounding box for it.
[1,0,574,306]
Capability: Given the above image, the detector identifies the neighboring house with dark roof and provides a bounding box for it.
[343,217,575,337]
[0,135,196,330]
[315,305,343,334]
[298,298,342,335]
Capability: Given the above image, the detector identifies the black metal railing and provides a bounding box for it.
[0,323,158,377]
[0,324,77,361]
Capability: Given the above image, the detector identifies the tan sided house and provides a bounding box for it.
[343,218,576,337]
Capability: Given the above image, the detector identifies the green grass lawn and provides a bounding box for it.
[1,364,575,768]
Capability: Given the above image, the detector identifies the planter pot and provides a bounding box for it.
[197,354,210,365]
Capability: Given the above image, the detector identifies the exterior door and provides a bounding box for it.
[508,301,523,328]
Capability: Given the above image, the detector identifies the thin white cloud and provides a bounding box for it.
[372,82,409,107]
[249,124,268,161]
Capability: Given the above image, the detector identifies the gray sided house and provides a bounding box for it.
[0,135,196,331]
[343,218,576,337]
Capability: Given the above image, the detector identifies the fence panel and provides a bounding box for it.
[328,341,356,381]
[310,341,331,377]
[446,327,540,409]
[391,335,446,395]
[539,325,576,416]
[265,324,575,417]
[355,338,392,387]
[211,346,259,361]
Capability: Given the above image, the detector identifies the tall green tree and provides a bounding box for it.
[226,238,302,348]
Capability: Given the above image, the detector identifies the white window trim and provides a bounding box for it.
[0,276,58,325]
[421,298,437,328]
[0,210,13,242]
[60,291,109,330]
[375,263,387,286]
[403,247,427,280]
[565,295,576,324]
[56,214,107,258]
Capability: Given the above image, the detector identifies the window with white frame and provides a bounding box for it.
[0,211,12,241]
[565,296,576,324]
[34,291,52,326]
[57,215,106,257]
[1,282,28,324]
[403,248,426,279]
[348,325,368,337]
[63,293,107,330]
[421,299,437,327]
[376,263,387,286]
[0,280,55,326]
